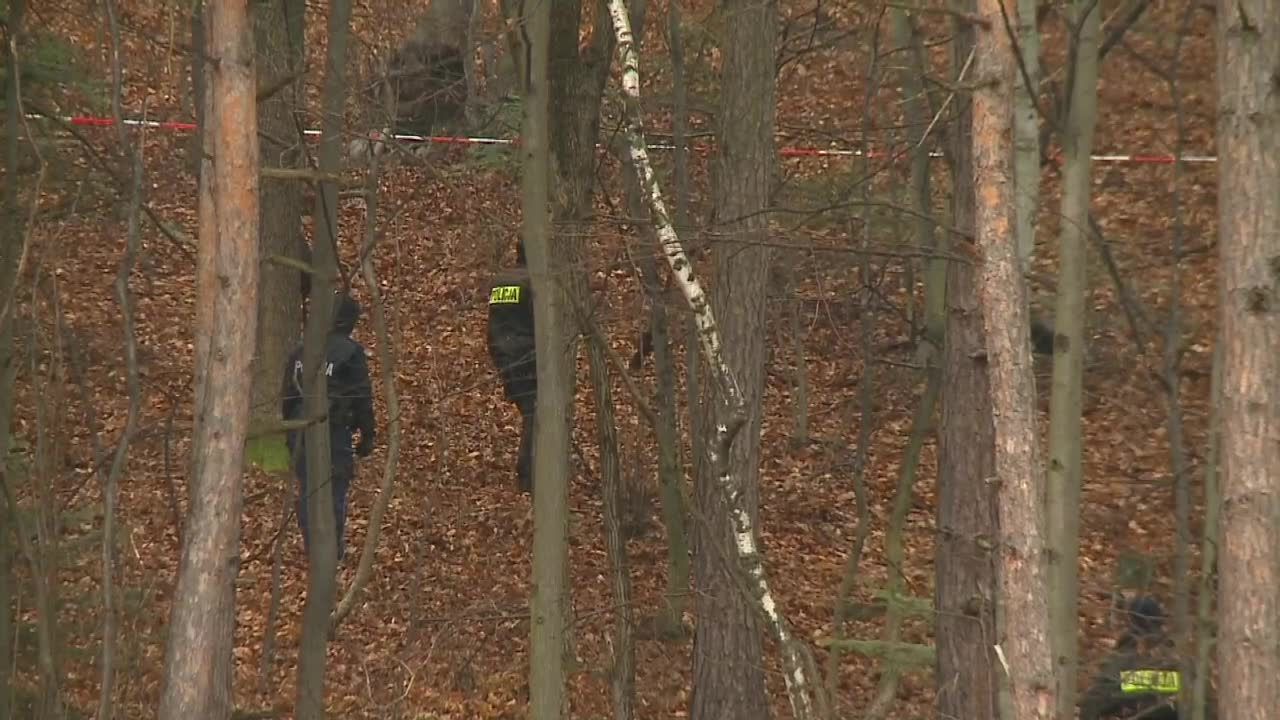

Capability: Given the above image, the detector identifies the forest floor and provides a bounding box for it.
[10,0,1220,717]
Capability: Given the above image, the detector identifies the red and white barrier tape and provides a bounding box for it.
[36,114,1219,164]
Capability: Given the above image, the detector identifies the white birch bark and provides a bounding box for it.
[605,2,816,717]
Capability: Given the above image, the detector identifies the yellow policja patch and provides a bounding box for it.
[1119,669,1180,695]
[489,286,522,304]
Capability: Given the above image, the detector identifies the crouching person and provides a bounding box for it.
[281,293,376,562]
[487,241,537,494]
[1080,596,1205,720]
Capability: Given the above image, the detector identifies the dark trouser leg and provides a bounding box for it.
[293,439,353,562]
[331,453,354,562]
[505,366,537,494]
[516,398,535,493]
[294,449,310,552]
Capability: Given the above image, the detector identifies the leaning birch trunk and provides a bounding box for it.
[605,2,816,717]
[970,0,1055,715]
[1215,0,1280,714]
[1013,0,1040,272]
[1045,0,1099,713]
[158,1,260,717]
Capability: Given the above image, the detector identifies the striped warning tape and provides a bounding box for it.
[35,114,1219,164]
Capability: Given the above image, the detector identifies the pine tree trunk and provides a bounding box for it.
[1215,0,1280,714]
[971,0,1055,712]
[934,10,1000,713]
[1013,0,1041,271]
[158,2,259,717]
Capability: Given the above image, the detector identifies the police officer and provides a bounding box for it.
[281,293,376,562]
[487,241,536,493]
[1079,596,1204,720]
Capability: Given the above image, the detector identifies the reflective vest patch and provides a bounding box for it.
[1119,669,1180,695]
[490,285,522,304]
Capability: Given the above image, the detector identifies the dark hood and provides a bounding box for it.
[1127,596,1166,637]
[333,294,361,335]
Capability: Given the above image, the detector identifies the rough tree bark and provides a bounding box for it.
[606,1,817,717]
[691,0,778,715]
[934,7,1000,716]
[520,0,571,716]
[971,0,1055,714]
[1013,0,1040,271]
[1192,334,1223,720]
[250,0,306,459]
[613,0,688,646]
[1044,0,1098,712]
[585,340,636,720]
[1215,0,1280,714]
[0,1,27,716]
[294,1,352,717]
[157,2,259,718]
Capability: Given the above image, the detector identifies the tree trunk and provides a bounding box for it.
[691,0,776,716]
[1013,0,1040,271]
[1045,0,1098,713]
[1192,334,1223,720]
[186,1,206,177]
[294,1,352,717]
[157,1,259,717]
[585,341,636,720]
[618,154,690,640]
[250,0,306,460]
[520,0,569,716]
[99,4,145,716]
[971,0,1055,713]
[934,10,1000,715]
[606,1,817,715]
[1215,0,1280,714]
[0,0,26,711]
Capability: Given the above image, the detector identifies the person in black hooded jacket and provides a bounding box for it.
[281,292,376,561]
[1079,595,1212,720]
[487,241,536,493]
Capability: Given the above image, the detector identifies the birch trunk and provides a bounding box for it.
[1045,0,1099,713]
[1215,0,1280,714]
[606,2,816,717]
[158,1,259,717]
[972,0,1055,713]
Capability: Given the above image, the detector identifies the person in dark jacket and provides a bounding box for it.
[281,293,376,562]
[487,241,537,493]
[1080,596,1199,720]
